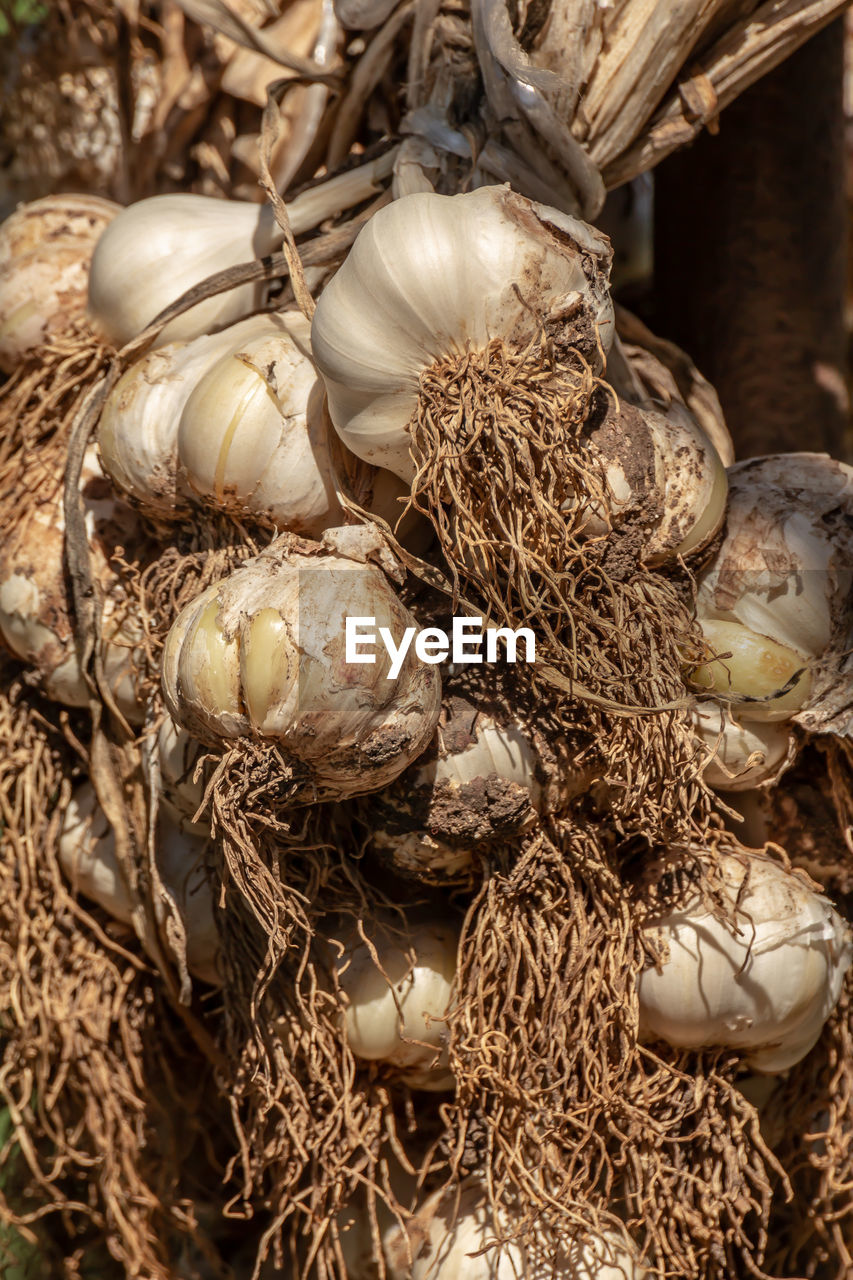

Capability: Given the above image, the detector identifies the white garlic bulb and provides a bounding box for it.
[0,194,119,371]
[694,453,853,730]
[638,850,853,1074]
[0,449,145,719]
[311,185,614,482]
[59,784,219,985]
[583,399,727,564]
[693,704,793,792]
[335,919,457,1090]
[87,194,282,348]
[177,311,344,535]
[370,692,556,884]
[149,715,210,835]
[162,525,441,800]
[383,1181,645,1279]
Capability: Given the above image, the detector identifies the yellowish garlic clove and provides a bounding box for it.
[638,849,853,1074]
[688,618,811,722]
[0,448,146,719]
[692,703,793,792]
[382,1181,645,1279]
[59,783,220,985]
[161,525,441,800]
[0,193,119,371]
[311,185,614,482]
[334,918,457,1090]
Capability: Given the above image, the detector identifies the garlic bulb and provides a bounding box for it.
[638,849,853,1074]
[149,715,210,835]
[59,784,219,985]
[369,691,566,885]
[583,399,727,564]
[383,1181,644,1279]
[88,194,282,348]
[311,185,614,482]
[694,453,853,731]
[162,525,441,799]
[0,193,119,371]
[689,618,812,722]
[177,312,344,535]
[334,919,457,1090]
[693,704,793,792]
[0,448,145,719]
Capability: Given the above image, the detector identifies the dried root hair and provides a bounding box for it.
[0,670,233,1278]
[764,967,853,1279]
[407,335,711,838]
[445,819,784,1279]
[204,751,451,1278]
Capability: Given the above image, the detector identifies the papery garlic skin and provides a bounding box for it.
[689,618,812,722]
[59,784,219,985]
[162,525,441,799]
[693,703,793,792]
[383,1182,645,1279]
[638,851,853,1074]
[0,194,119,371]
[311,185,614,482]
[177,312,344,535]
[336,920,457,1090]
[0,449,145,719]
[88,194,281,348]
[150,716,210,836]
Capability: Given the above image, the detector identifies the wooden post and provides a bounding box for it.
[653,20,848,460]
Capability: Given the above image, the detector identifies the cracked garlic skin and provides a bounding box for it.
[161,525,441,800]
[311,185,614,482]
[383,1181,645,1280]
[638,850,853,1074]
[0,193,119,371]
[59,784,219,985]
[335,919,457,1091]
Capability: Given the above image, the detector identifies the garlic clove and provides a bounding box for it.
[312,185,614,482]
[162,593,247,743]
[638,849,853,1074]
[693,703,793,792]
[688,618,812,722]
[87,194,281,348]
[336,920,457,1087]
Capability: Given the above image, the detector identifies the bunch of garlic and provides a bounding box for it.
[59,784,219,985]
[0,193,119,371]
[162,525,441,799]
[311,185,615,482]
[332,917,458,1090]
[0,448,145,719]
[382,1181,644,1279]
[638,848,853,1073]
